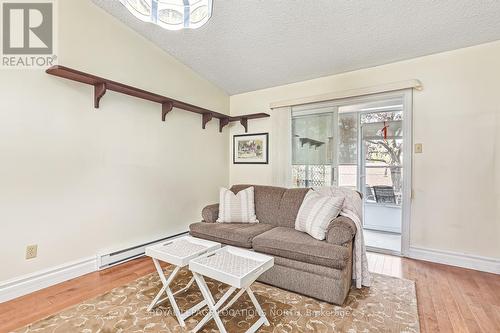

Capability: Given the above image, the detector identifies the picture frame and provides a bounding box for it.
[233,133,269,164]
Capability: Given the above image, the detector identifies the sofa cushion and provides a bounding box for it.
[252,227,350,269]
[230,185,309,228]
[189,222,274,248]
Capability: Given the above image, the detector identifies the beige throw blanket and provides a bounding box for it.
[315,186,372,288]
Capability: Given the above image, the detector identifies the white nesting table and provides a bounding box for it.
[189,246,274,333]
[145,236,220,327]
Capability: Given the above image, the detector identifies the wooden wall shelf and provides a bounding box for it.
[46,65,269,133]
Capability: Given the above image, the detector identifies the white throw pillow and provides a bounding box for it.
[295,189,345,240]
[216,187,259,223]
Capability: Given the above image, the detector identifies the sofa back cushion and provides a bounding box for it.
[230,184,309,228]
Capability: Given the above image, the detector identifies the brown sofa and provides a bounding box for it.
[189,184,357,305]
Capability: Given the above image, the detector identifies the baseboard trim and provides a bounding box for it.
[408,246,500,274]
[0,256,97,303]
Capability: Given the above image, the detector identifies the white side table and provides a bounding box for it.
[189,246,274,333]
[145,236,220,327]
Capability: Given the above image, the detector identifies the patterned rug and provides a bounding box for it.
[13,267,419,332]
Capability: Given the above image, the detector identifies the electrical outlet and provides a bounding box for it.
[26,245,38,259]
[415,143,423,153]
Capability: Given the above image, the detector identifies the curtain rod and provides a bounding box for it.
[269,79,422,109]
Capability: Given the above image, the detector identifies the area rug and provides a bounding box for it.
[13,267,419,333]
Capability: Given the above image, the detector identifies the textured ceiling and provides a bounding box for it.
[92,0,500,95]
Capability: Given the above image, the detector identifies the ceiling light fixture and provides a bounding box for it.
[119,0,213,31]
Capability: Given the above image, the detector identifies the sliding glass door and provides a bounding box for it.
[291,92,412,255]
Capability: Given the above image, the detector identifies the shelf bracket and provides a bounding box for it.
[94,82,106,108]
[219,117,230,133]
[202,113,213,129]
[240,117,248,133]
[162,101,173,121]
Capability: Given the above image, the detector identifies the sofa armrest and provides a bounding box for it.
[326,216,357,246]
[201,203,219,223]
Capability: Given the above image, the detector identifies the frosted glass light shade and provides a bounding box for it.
[120,0,213,30]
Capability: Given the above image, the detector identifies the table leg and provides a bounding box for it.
[166,286,185,326]
[190,274,270,333]
[149,260,215,327]
[192,273,228,333]
[148,259,189,326]
[147,261,180,312]
[247,287,270,326]
[191,286,237,332]
[147,284,167,312]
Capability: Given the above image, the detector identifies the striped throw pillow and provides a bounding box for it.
[295,189,345,240]
[216,187,259,223]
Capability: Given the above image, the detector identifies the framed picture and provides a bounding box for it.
[233,133,269,164]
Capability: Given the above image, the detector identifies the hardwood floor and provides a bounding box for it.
[0,253,499,332]
[366,252,500,333]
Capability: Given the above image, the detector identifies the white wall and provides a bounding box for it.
[229,41,500,259]
[0,0,229,281]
